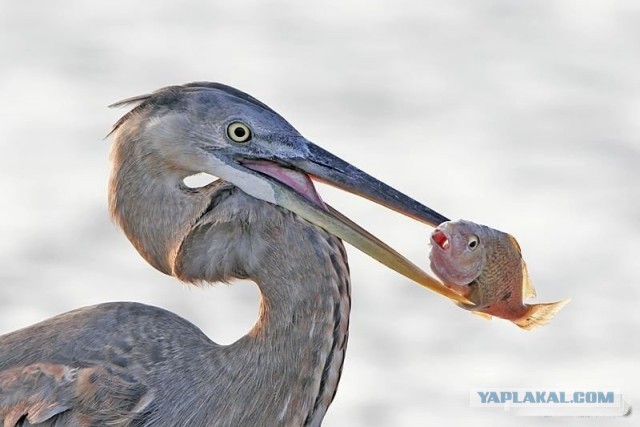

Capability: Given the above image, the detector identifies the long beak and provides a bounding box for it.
[251,141,471,305]
[296,142,450,227]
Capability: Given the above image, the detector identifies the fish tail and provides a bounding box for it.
[513,299,570,330]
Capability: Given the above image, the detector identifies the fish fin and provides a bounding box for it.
[454,301,493,320]
[506,233,522,253]
[454,301,474,310]
[520,260,537,300]
[505,234,537,300]
[470,311,493,320]
[445,282,473,298]
[513,299,571,330]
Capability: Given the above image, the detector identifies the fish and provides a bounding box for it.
[429,219,569,330]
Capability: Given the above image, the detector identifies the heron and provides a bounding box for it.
[0,83,467,426]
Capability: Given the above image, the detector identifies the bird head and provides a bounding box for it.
[109,82,470,304]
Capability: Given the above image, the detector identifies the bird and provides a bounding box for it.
[0,82,467,426]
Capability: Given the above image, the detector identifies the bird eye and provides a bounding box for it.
[227,122,252,143]
[467,235,480,250]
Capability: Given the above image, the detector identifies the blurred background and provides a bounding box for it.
[0,0,638,425]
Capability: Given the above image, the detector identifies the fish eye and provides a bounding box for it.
[467,235,480,250]
[227,122,252,143]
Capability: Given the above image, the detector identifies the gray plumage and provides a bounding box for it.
[1,185,349,426]
[0,83,450,426]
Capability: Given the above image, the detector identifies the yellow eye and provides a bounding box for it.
[227,122,252,143]
[468,235,480,250]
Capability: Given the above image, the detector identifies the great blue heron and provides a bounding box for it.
[0,83,467,426]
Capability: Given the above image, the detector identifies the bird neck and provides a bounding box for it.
[250,248,351,425]
[108,136,214,276]
[109,134,352,425]
[172,189,351,426]
[235,230,351,426]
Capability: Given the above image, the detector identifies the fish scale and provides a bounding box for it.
[429,220,569,330]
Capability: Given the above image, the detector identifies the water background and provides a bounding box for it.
[0,1,638,425]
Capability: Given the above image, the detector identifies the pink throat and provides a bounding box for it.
[241,160,327,209]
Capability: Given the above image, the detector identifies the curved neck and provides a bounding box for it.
[109,134,214,275]
[245,234,350,426]
[174,188,351,426]
[109,130,352,425]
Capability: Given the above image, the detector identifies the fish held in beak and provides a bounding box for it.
[429,219,570,330]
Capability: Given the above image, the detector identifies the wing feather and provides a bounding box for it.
[0,363,153,426]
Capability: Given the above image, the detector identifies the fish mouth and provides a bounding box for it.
[431,229,450,250]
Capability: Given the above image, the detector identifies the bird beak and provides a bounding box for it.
[240,140,471,305]
[296,142,450,227]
